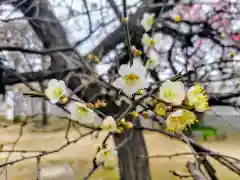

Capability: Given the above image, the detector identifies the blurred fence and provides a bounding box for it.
[0,91,68,119]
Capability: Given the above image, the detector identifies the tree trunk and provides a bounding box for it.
[114,118,151,180]
[40,83,48,126]
[9,0,151,179]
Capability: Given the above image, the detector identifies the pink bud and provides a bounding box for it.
[131,45,137,56]
[212,15,218,21]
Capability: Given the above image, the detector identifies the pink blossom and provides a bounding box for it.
[198,39,204,47]
[232,34,240,41]
[212,15,218,22]
[222,18,229,25]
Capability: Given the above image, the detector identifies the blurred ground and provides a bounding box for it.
[0,117,239,180]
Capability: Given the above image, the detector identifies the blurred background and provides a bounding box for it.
[0,0,239,179]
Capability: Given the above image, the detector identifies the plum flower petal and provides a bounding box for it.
[141,33,155,52]
[96,148,118,168]
[68,102,95,124]
[146,49,160,69]
[140,13,155,32]
[159,81,185,105]
[102,116,117,132]
[112,58,149,96]
[166,109,197,133]
[187,84,209,112]
[45,79,68,104]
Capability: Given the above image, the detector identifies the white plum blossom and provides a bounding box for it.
[141,33,161,52]
[112,58,149,96]
[187,84,203,106]
[102,116,117,132]
[158,81,185,105]
[45,79,68,104]
[146,49,160,69]
[68,102,95,124]
[166,109,186,132]
[152,33,162,51]
[166,109,197,133]
[187,84,209,112]
[96,148,118,168]
[140,12,155,32]
[141,33,154,52]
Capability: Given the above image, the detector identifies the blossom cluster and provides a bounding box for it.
[42,12,210,166]
[112,12,209,133]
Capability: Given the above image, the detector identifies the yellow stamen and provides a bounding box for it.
[123,73,140,86]
[53,87,63,97]
[149,39,155,47]
[77,106,89,116]
[164,88,176,100]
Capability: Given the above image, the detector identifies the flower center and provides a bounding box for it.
[143,36,155,47]
[103,123,113,130]
[175,15,181,22]
[146,17,154,25]
[164,88,176,100]
[123,73,140,86]
[149,39,155,47]
[147,59,155,67]
[77,106,89,116]
[52,87,63,97]
[104,151,110,157]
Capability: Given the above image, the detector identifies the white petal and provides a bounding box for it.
[58,80,68,95]
[169,110,183,117]
[131,58,147,76]
[175,81,185,92]
[75,102,87,108]
[147,49,160,69]
[139,79,149,89]
[102,116,117,131]
[152,33,162,51]
[45,88,52,98]
[141,16,151,31]
[45,88,59,101]
[172,98,184,106]
[48,79,59,88]
[143,45,148,53]
[141,13,155,32]
[141,33,150,45]
[148,49,159,62]
[141,22,151,32]
[159,81,185,105]
[132,57,142,65]
[112,78,125,89]
[122,85,139,97]
[68,102,76,111]
[118,64,132,76]
[84,113,95,123]
[69,102,95,124]
[50,99,59,104]
[70,112,81,122]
